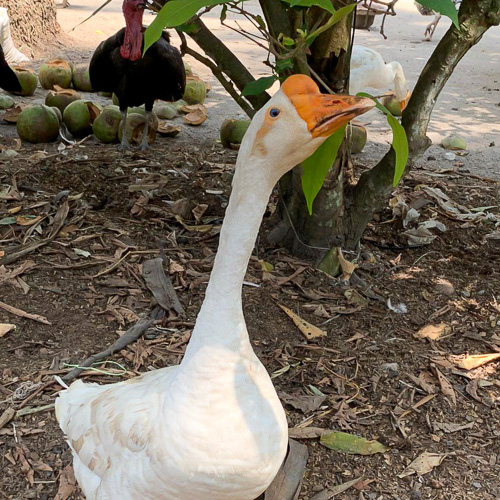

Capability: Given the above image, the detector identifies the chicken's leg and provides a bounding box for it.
[424,13,441,41]
[140,112,151,150]
[120,109,130,151]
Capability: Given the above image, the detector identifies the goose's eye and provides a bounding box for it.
[269,108,281,118]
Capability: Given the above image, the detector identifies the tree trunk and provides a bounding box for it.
[268,1,356,273]
[344,0,500,248]
[0,0,59,47]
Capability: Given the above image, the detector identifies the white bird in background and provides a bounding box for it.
[55,75,374,500]
[350,45,411,111]
[415,0,462,41]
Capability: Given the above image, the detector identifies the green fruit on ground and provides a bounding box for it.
[380,95,402,117]
[118,113,157,146]
[349,124,367,154]
[127,107,159,128]
[72,64,93,92]
[112,93,120,106]
[153,103,178,120]
[128,106,145,115]
[441,134,466,150]
[0,95,15,110]
[50,106,63,124]
[63,100,102,138]
[183,77,206,105]
[16,104,60,143]
[172,99,188,111]
[12,67,38,96]
[45,89,81,113]
[183,61,193,77]
[99,91,113,98]
[93,105,123,143]
[38,59,73,90]
[220,118,251,149]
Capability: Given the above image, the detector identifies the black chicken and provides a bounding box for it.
[0,44,22,93]
[89,0,186,149]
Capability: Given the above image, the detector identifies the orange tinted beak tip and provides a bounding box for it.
[281,75,375,137]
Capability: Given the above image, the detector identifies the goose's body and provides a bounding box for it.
[56,75,374,500]
[350,46,410,110]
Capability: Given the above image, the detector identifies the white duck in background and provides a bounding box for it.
[350,45,411,111]
[55,75,373,500]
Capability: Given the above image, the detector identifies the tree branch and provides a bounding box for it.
[150,2,272,113]
[344,0,500,248]
[178,31,256,117]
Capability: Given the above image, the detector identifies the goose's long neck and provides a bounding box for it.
[388,61,407,102]
[184,154,277,355]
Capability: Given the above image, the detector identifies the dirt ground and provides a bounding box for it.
[1,137,499,500]
[1,2,500,500]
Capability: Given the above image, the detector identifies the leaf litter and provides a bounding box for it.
[0,135,499,499]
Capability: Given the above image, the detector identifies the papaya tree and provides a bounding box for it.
[145,0,500,273]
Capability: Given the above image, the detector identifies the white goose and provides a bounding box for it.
[350,45,411,111]
[55,75,373,500]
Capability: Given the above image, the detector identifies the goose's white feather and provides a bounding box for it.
[55,83,373,500]
[54,90,311,500]
[350,46,408,102]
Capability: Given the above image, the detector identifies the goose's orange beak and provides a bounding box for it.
[399,90,412,112]
[282,75,375,138]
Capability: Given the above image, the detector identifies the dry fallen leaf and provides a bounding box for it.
[465,379,492,406]
[310,477,363,500]
[281,393,326,413]
[338,248,358,279]
[54,464,77,500]
[450,353,500,371]
[0,408,15,429]
[435,278,455,296]
[433,421,474,433]
[0,323,15,338]
[433,366,456,407]
[399,451,446,478]
[279,304,327,340]
[415,323,449,340]
[288,426,328,439]
[174,215,213,233]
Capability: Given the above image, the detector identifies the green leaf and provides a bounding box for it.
[387,114,409,186]
[320,431,389,455]
[242,76,278,96]
[282,36,295,46]
[175,22,199,34]
[144,0,228,54]
[357,92,409,187]
[220,4,227,22]
[415,0,460,29]
[255,15,266,30]
[301,126,346,215]
[0,216,17,225]
[306,4,357,44]
[275,58,294,75]
[281,0,335,14]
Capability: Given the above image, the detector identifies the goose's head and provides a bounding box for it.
[240,75,375,180]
